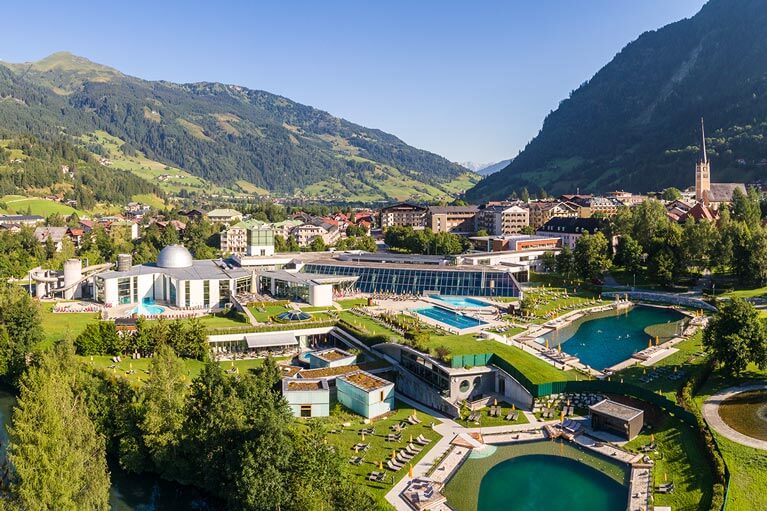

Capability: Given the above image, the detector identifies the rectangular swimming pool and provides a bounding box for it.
[429,295,493,308]
[414,306,488,330]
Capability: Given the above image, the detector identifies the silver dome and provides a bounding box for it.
[156,244,193,269]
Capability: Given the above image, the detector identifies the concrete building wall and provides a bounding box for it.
[285,391,330,418]
[337,378,394,418]
[309,284,333,307]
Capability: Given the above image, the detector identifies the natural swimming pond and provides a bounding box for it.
[0,389,217,510]
[414,306,487,330]
[539,305,686,370]
[719,389,767,441]
[444,441,628,511]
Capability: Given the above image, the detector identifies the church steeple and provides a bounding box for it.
[695,117,711,202]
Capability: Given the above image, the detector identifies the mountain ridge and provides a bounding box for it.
[0,52,476,202]
[467,0,767,201]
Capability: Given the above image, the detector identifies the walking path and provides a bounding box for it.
[702,383,767,450]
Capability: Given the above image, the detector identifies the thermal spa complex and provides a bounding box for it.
[35,244,716,511]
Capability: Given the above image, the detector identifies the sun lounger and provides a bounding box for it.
[415,434,431,445]
[656,482,674,494]
[349,456,364,465]
[406,443,423,455]
[387,459,403,471]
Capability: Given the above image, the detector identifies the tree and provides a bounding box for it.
[703,298,767,375]
[731,187,761,229]
[308,237,326,252]
[615,235,643,273]
[573,232,611,280]
[0,288,43,383]
[7,344,110,510]
[140,345,189,480]
[661,187,682,201]
[555,247,575,279]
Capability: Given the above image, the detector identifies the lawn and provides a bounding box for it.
[336,298,369,309]
[195,312,251,328]
[721,286,767,300]
[248,303,296,323]
[693,364,767,511]
[618,332,708,401]
[454,401,529,428]
[625,416,713,511]
[298,402,442,502]
[83,355,282,384]
[0,194,82,216]
[39,303,101,348]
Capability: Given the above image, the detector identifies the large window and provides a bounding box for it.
[301,264,520,297]
[203,280,210,308]
[117,278,131,305]
[132,276,138,304]
[185,281,191,307]
[300,405,312,418]
[219,280,230,307]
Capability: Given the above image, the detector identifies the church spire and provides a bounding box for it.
[700,117,707,164]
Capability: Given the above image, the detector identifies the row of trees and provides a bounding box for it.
[384,225,469,255]
[75,317,209,360]
[703,298,767,376]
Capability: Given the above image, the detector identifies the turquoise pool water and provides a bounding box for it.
[129,303,166,316]
[540,305,685,370]
[429,295,492,308]
[414,306,487,330]
[477,455,627,511]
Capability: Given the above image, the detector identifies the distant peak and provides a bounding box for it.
[28,51,122,75]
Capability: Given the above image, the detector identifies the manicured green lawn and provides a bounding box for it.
[454,402,529,428]
[39,303,101,348]
[298,402,441,502]
[721,286,767,299]
[196,312,250,328]
[82,355,282,384]
[693,364,767,511]
[248,304,295,322]
[338,312,405,342]
[625,416,713,511]
[336,298,369,309]
[618,332,708,401]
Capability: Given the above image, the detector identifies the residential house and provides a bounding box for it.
[206,208,243,225]
[536,217,609,249]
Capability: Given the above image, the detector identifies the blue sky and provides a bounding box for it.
[0,0,706,164]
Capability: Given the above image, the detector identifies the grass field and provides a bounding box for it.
[298,403,441,501]
[618,332,708,401]
[454,402,529,428]
[693,364,767,511]
[39,303,101,348]
[249,303,301,323]
[83,355,284,384]
[337,298,369,309]
[0,194,82,216]
[625,416,713,511]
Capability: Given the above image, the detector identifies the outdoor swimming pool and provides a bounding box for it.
[539,305,686,370]
[429,295,492,308]
[414,306,487,330]
[129,303,166,316]
[444,441,628,511]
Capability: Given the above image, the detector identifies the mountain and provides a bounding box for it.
[467,0,767,201]
[459,159,512,175]
[0,52,477,202]
[476,159,512,176]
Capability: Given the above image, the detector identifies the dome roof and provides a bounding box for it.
[156,244,193,269]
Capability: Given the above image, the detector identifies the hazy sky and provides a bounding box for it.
[0,0,707,164]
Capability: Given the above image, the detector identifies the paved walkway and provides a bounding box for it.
[702,383,767,450]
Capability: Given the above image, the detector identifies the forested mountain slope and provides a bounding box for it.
[467,0,767,200]
[0,52,475,201]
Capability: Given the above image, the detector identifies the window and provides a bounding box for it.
[185,281,191,307]
[300,405,312,418]
[379,390,385,402]
[459,380,470,392]
[132,276,138,304]
[117,278,131,305]
[203,280,210,308]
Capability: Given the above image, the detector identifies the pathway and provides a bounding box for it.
[702,383,767,450]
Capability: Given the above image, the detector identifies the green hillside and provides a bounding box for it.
[0,52,472,202]
[467,0,767,200]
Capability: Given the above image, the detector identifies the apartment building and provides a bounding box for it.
[427,205,479,234]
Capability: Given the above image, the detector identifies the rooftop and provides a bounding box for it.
[428,205,479,214]
[311,348,355,362]
[98,257,251,281]
[339,370,393,392]
[283,378,329,392]
[589,399,644,421]
[298,363,371,379]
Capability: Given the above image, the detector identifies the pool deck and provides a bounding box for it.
[386,394,651,511]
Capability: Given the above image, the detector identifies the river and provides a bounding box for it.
[0,389,218,510]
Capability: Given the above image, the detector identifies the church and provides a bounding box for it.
[694,118,746,208]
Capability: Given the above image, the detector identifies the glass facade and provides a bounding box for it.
[203,280,210,308]
[302,263,520,297]
[118,277,131,305]
[219,280,231,307]
[185,281,191,307]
